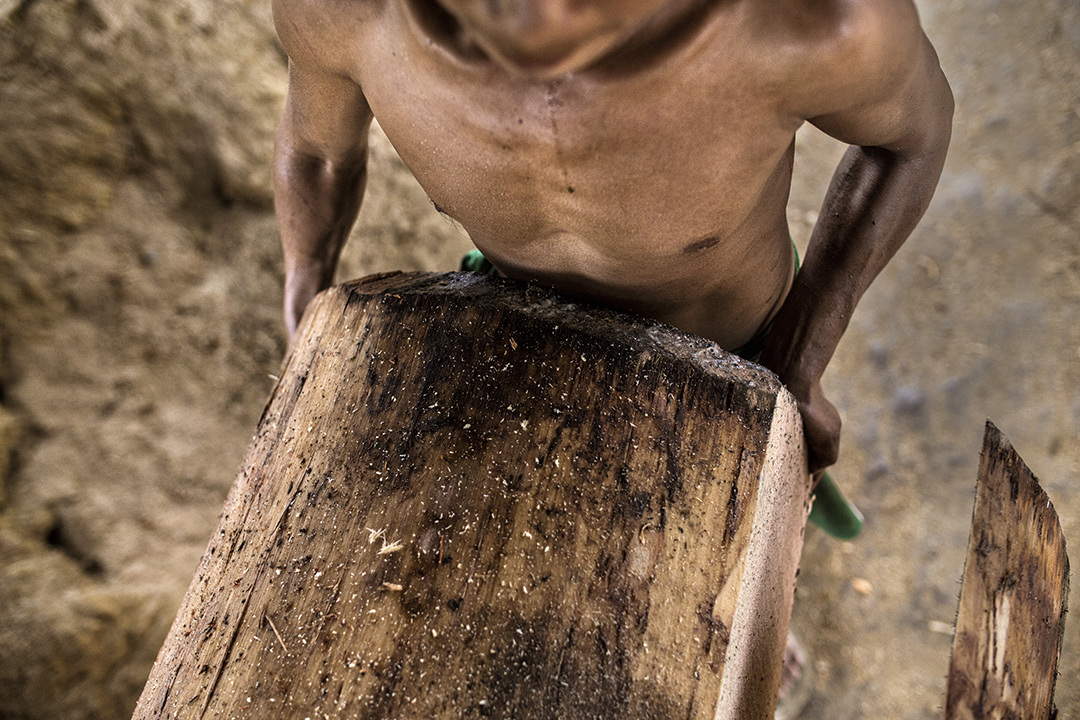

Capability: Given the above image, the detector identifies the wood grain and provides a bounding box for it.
[945,421,1069,720]
[132,272,809,720]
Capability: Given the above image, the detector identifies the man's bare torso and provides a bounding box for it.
[275,0,952,471]
[278,0,843,349]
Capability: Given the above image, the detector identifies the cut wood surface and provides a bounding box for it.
[945,421,1069,720]
[132,271,810,720]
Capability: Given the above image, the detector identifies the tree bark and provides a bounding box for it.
[132,271,810,720]
[945,421,1069,720]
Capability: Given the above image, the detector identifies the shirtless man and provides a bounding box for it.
[272,0,952,481]
[272,0,951,708]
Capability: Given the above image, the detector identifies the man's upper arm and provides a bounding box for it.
[798,0,953,159]
[273,0,374,164]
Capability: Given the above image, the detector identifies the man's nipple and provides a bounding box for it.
[682,235,722,254]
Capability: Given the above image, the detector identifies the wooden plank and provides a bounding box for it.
[132,271,809,720]
[945,421,1069,720]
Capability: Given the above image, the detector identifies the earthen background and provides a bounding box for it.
[0,0,1076,717]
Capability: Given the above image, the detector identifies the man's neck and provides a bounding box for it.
[407,0,725,80]
[595,0,725,76]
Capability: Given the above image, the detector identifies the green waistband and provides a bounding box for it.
[460,248,499,276]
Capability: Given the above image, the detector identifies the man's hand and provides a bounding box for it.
[758,320,842,474]
[792,380,841,475]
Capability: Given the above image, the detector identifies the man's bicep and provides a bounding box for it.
[273,0,373,163]
[280,60,374,164]
[807,24,953,158]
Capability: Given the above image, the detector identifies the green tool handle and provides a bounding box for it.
[808,471,864,540]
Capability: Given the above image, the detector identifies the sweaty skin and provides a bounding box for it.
[272,0,953,474]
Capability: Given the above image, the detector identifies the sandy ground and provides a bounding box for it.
[0,0,1076,717]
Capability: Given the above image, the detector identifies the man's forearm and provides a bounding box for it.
[274,120,369,335]
[762,142,948,392]
[758,139,948,471]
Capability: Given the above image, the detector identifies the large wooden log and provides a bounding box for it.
[132,271,810,720]
[945,421,1069,720]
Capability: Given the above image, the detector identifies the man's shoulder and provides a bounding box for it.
[738,0,925,117]
[273,0,385,68]
[740,0,920,64]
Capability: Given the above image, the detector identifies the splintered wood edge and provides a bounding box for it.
[944,420,1070,720]
[715,391,809,720]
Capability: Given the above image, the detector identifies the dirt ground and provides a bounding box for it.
[0,0,1076,718]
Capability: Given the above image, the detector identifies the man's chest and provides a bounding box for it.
[354,5,799,251]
